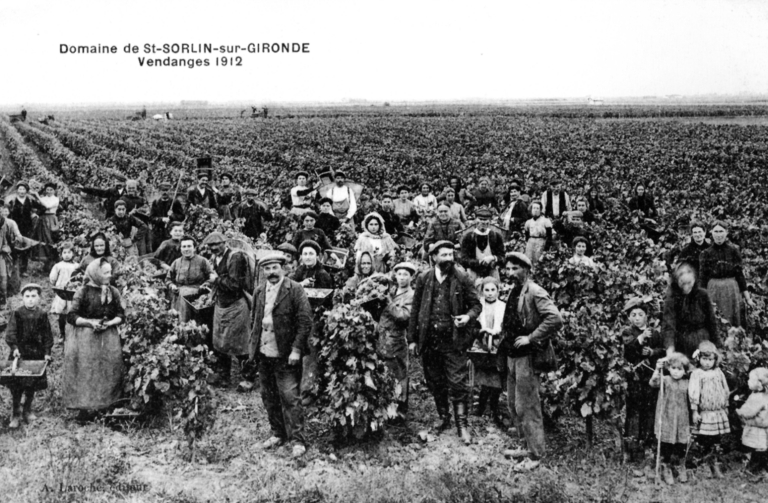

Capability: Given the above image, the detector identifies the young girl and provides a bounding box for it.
[523,201,552,268]
[1,284,54,428]
[49,242,78,341]
[472,277,506,426]
[689,340,730,478]
[737,367,768,475]
[622,298,664,451]
[650,352,691,485]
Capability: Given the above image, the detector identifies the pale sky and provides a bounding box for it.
[1,0,767,105]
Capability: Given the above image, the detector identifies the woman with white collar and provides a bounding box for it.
[567,237,596,269]
[34,182,60,271]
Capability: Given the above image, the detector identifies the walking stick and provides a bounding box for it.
[655,370,664,483]
[168,172,185,218]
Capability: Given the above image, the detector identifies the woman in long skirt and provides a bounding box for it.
[523,201,552,268]
[699,220,755,328]
[63,258,125,418]
[34,182,60,271]
[167,236,216,323]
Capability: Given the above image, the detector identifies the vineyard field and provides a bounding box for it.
[0,104,767,502]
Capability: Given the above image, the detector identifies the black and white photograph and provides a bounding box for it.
[1,1,768,501]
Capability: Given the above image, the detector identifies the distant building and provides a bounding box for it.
[588,97,604,106]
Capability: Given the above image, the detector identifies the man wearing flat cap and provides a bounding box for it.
[232,189,272,241]
[460,207,505,281]
[149,181,185,250]
[499,251,562,470]
[187,160,218,209]
[251,252,313,458]
[203,231,255,388]
[408,240,481,445]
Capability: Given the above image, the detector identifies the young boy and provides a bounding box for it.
[49,242,78,340]
[622,297,664,454]
[3,283,53,428]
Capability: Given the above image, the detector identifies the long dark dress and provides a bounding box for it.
[662,283,720,358]
[1,307,53,391]
[63,285,125,410]
[699,241,746,328]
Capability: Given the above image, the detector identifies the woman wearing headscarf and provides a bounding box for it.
[344,250,375,300]
[698,220,754,328]
[354,212,398,273]
[662,262,720,359]
[75,233,121,283]
[33,182,60,271]
[167,235,216,323]
[63,258,126,418]
[628,183,658,219]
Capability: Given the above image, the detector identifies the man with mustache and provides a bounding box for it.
[408,240,481,445]
[251,252,312,458]
[187,158,218,209]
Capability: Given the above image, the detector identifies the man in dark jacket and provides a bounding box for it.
[467,177,499,213]
[408,240,482,445]
[500,252,563,470]
[76,180,126,218]
[315,198,340,242]
[252,252,313,458]
[232,189,272,241]
[460,207,505,281]
[204,232,255,388]
[187,171,218,209]
[500,183,529,237]
[423,204,463,255]
[148,181,185,250]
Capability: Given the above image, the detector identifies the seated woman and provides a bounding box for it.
[568,237,596,269]
[167,235,216,323]
[63,259,126,420]
[74,233,121,284]
[354,212,398,273]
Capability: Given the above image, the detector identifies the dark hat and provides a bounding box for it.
[158,181,172,190]
[298,239,322,256]
[44,182,58,191]
[622,296,650,314]
[475,207,493,219]
[16,181,30,191]
[114,199,127,208]
[197,170,211,180]
[397,185,411,193]
[202,232,227,245]
[115,179,126,186]
[243,187,258,196]
[20,283,43,295]
[318,197,333,206]
[504,251,532,269]
[220,172,233,181]
[295,171,309,179]
[428,240,455,255]
[508,183,521,191]
[393,262,417,276]
[259,252,287,268]
[276,242,298,258]
[196,157,212,169]
[303,210,319,221]
[334,170,346,178]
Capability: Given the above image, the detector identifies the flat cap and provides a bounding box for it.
[259,252,287,268]
[276,242,298,258]
[428,240,455,255]
[158,181,172,190]
[21,283,43,295]
[504,251,532,269]
[201,231,227,245]
[475,207,493,219]
[393,262,418,275]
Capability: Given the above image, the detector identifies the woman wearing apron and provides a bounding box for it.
[63,258,126,419]
[34,182,60,271]
[167,236,217,323]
